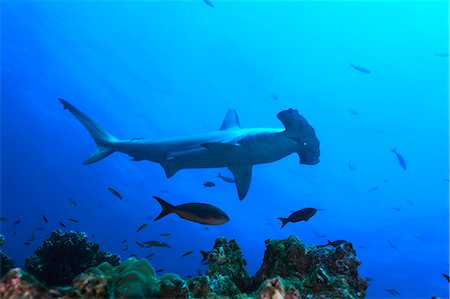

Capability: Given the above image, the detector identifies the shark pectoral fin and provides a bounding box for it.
[228,165,252,200]
[160,160,179,178]
[201,142,240,156]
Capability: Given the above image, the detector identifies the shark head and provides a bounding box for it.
[277,108,320,165]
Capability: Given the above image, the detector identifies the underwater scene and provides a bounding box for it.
[1,1,449,298]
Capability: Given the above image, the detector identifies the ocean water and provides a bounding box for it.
[1,1,449,298]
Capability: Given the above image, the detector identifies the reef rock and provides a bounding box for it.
[24,230,120,286]
[0,234,14,277]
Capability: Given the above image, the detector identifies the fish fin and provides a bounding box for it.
[83,147,114,164]
[160,160,180,178]
[278,217,289,229]
[153,196,176,221]
[59,98,118,164]
[228,164,252,200]
[200,250,209,262]
[219,109,241,130]
[201,142,241,156]
[327,240,332,244]
[217,171,221,178]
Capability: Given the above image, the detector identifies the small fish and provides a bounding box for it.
[130,253,138,257]
[368,186,379,192]
[365,277,373,282]
[121,239,127,244]
[217,171,235,183]
[160,233,171,237]
[200,250,209,263]
[33,227,45,231]
[405,199,414,207]
[349,62,371,74]
[136,223,148,232]
[414,235,426,241]
[442,274,449,282]
[203,181,216,187]
[145,253,155,258]
[122,245,129,251]
[136,241,145,248]
[348,163,355,171]
[30,232,36,242]
[58,222,66,228]
[386,288,400,296]
[383,178,389,183]
[153,196,229,225]
[391,148,407,170]
[68,218,79,223]
[271,94,279,100]
[388,241,397,250]
[107,187,122,199]
[0,217,8,222]
[390,207,401,212]
[278,208,317,228]
[202,0,214,8]
[68,198,78,206]
[182,250,194,257]
[155,269,164,273]
[24,241,32,246]
[317,240,348,248]
[13,220,21,225]
[348,109,359,115]
[435,52,449,57]
[41,215,48,224]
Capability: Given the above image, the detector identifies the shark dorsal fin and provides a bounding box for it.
[220,109,241,130]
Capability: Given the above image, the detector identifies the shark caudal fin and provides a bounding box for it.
[59,98,118,164]
[153,196,176,221]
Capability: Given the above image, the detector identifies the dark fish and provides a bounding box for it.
[202,0,214,8]
[217,171,235,183]
[136,241,145,248]
[0,217,8,222]
[121,239,127,244]
[386,288,400,296]
[442,273,449,282]
[313,230,326,238]
[24,241,31,246]
[155,269,164,273]
[136,223,148,232]
[384,178,389,183]
[348,163,355,170]
[368,186,379,192]
[13,220,21,225]
[278,208,317,228]
[143,241,171,248]
[390,207,401,212]
[41,215,48,224]
[388,241,397,250]
[145,253,155,258]
[122,245,129,251]
[160,233,171,237]
[68,198,78,206]
[68,218,79,223]
[391,148,407,170]
[130,253,138,257]
[348,109,359,115]
[153,196,230,225]
[30,232,36,242]
[406,199,414,206]
[182,250,194,257]
[365,277,373,282]
[317,240,348,248]
[200,250,209,263]
[271,94,279,100]
[203,181,216,187]
[349,63,371,74]
[414,235,426,241]
[107,187,122,199]
[58,222,66,228]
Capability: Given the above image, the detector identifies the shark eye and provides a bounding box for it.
[303,142,308,146]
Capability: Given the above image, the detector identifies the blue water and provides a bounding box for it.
[1,1,449,298]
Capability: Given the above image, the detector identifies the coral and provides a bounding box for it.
[24,230,120,286]
[205,237,252,292]
[159,273,190,298]
[0,234,14,277]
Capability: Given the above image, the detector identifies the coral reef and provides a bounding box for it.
[24,230,120,286]
[0,234,14,277]
[2,234,367,298]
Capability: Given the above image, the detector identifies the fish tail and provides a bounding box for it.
[59,98,118,164]
[391,147,397,153]
[217,171,221,178]
[200,250,209,263]
[278,217,289,229]
[153,196,176,221]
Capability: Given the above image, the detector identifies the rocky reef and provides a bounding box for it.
[0,233,368,298]
[0,234,14,277]
[24,230,120,286]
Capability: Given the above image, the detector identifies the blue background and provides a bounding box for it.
[1,1,449,298]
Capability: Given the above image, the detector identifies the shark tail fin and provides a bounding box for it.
[59,98,118,164]
[153,196,176,221]
[278,217,289,229]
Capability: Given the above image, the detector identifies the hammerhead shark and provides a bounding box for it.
[59,99,320,200]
